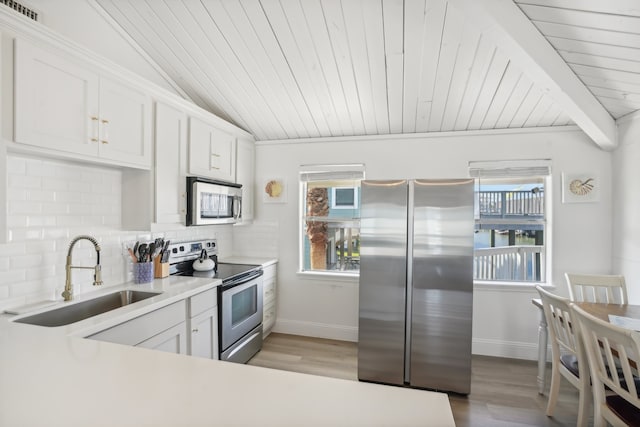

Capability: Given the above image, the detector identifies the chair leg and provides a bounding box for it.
[546,364,561,416]
[576,387,590,427]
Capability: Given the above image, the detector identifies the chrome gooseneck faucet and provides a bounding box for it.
[62,235,103,301]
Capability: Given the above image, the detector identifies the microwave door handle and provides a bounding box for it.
[235,197,242,220]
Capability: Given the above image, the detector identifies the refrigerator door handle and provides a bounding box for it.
[404,180,415,383]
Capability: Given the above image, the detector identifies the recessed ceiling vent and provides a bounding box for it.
[1,0,38,21]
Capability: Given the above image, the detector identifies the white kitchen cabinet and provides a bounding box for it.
[137,322,188,355]
[190,307,218,359]
[14,38,152,169]
[155,101,187,225]
[262,263,277,338]
[188,287,218,359]
[87,300,187,356]
[189,116,236,182]
[235,137,255,223]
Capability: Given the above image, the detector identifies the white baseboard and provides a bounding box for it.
[472,338,549,361]
[272,320,547,362]
[273,318,358,342]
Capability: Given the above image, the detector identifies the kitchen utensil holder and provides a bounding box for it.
[133,262,154,284]
[153,257,169,278]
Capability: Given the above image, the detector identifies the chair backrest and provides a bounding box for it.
[536,286,586,376]
[565,273,628,304]
[571,304,640,423]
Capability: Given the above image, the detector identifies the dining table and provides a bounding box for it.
[531,298,640,394]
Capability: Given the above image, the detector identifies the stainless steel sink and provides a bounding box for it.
[13,290,161,327]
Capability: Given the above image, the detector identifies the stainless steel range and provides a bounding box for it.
[167,239,263,364]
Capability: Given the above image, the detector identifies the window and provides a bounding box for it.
[331,187,359,209]
[299,164,364,275]
[469,160,551,283]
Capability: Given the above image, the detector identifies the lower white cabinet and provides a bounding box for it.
[137,322,188,355]
[88,300,187,355]
[190,307,218,359]
[188,288,218,359]
[262,263,277,338]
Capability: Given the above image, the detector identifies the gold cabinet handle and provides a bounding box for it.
[101,119,109,124]
[91,116,99,121]
[101,140,109,144]
[192,328,199,333]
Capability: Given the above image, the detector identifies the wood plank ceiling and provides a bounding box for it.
[515,0,640,120]
[93,0,640,141]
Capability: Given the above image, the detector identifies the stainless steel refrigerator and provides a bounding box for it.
[358,179,474,394]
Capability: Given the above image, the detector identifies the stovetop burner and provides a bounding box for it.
[175,262,261,284]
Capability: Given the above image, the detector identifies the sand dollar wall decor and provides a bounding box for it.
[263,178,287,203]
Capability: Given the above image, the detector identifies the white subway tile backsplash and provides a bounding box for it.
[9,201,43,215]
[42,177,70,191]
[7,188,27,201]
[0,269,27,286]
[7,157,26,174]
[10,254,44,269]
[9,174,41,189]
[10,228,44,241]
[2,153,245,307]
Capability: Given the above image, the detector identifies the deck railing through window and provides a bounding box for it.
[478,190,544,218]
[474,245,545,282]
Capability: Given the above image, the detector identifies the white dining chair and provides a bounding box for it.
[536,285,590,427]
[565,273,628,304]
[571,304,640,427]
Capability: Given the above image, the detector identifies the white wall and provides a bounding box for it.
[613,114,640,303]
[0,153,233,311]
[21,0,182,97]
[252,127,613,359]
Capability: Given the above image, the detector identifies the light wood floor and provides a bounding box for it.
[248,333,588,427]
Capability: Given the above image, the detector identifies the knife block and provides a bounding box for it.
[154,257,169,278]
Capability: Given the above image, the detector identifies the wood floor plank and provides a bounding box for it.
[248,333,588,426]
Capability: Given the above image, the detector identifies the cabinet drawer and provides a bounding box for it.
[189,288,217,317]
[88,301,186,346]
[262,265,276,281]
[263,300,276,323]
[264,282,276,305]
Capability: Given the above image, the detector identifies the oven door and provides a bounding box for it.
[220,273,263,352]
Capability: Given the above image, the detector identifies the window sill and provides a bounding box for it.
[473,280,554,292]
[296,271,359,283]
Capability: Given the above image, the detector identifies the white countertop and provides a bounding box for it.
[0,274,455,427]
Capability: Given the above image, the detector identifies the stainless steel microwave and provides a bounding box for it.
[186,177,242,226]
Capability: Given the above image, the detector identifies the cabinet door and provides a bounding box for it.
[188,117,213,178]
[190,307,218,359]
[210,127,236,182]
[137,322,188,355]
[189,117,236,182]
[14,38,99,156]
[98,78,152,168]
[155,102,187,225]
[235,137,255,223]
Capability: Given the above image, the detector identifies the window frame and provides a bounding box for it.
[298,164,364,278]
[470,159,552,286]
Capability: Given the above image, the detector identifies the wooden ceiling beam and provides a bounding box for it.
[449,0,618,150]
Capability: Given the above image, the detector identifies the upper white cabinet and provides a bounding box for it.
[189,117,236,182]
[155,101,187,225]
[235,137,255,223]
[14,39,152,169]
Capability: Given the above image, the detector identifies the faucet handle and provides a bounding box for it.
[93,265,103,286]
[61,289,72,300]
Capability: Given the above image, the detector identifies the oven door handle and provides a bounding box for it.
[226,330,261,360]
[222,269,263,289]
